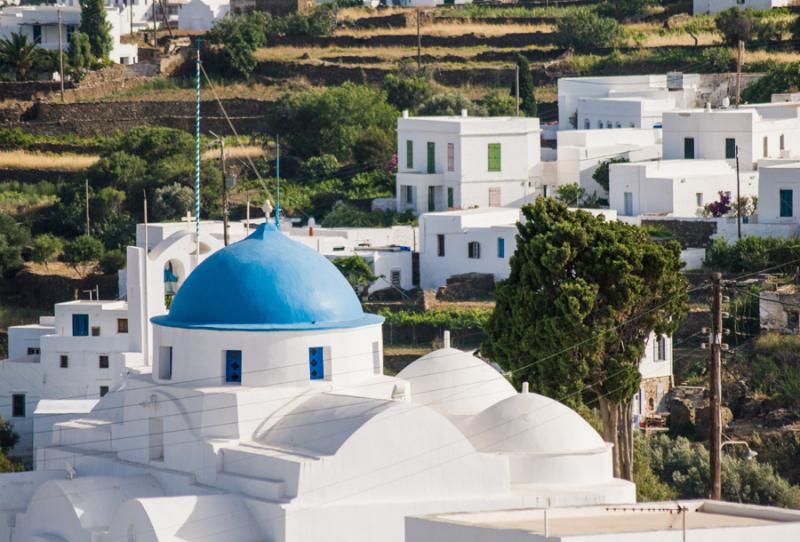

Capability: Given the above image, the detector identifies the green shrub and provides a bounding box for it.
[741,62,800,103]
[382,72,434,113]
[705,236,800,273]
[598,0,654,20]
[715,7,755,45]
[556,10,625,52]
[30,233,63,268]
[63,234,103,276]
[0,212,29,278]
[419,92,486,116]
[378,308,493,330]
[299,154,340,182]
[700,47,735,72]
[320,201,414,228]
[98,248,125,275]
[592,157,628,193]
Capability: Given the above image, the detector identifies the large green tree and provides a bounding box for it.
[79,0,113,61]
[510,55,537,117]
[483,198,688,479]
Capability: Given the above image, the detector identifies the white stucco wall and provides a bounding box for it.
[758,161,800,223]
[693,0,787,14]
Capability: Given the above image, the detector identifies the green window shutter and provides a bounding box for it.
[725,138,736,159]
[427,142,435,173]
[684,138,695,159]
[406,140,413,169]
[488,143,501,172]
[447,187,454,208]
[780,189,793,218]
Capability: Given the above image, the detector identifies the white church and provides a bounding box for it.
[2,220,800,541]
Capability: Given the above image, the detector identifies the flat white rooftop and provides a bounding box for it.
[409,501,800,541]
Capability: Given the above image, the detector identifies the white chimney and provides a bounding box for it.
[705,102,712,112]
[402,109,409,118]
[443,330,451,349]
[461,109,468,118]
[722,96,730,109]
[522,382,530,394]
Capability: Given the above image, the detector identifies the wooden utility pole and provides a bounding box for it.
[735,40,744,107]
[152,0,157,49]
[85,179,90,235]
[709,272,723,500]
[735,144,742,240]
[515,64,520,117]
[416,9,422,71]
[220,138,229,246]
[57,9,64,102]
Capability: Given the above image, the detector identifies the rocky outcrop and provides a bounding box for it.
[436,273,495,302]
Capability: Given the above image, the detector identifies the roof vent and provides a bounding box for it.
[705,102,712,112]
[402,109,409,118]
[722,96,730,109]
[443,330,451,349]
[461,109,468,118]
[522,382,530,393]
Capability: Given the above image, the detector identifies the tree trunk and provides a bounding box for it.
[619,402,634,481]
[599,396,620,478]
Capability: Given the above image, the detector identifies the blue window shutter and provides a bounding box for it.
[225,350,242,384]
[309,347,324,380]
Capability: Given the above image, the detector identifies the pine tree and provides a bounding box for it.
[510,55,538,117]
[79,0,112,62]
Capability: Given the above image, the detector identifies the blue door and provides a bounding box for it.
[72,314,89,336]
[225,350,242,384]
[309,347,324,380]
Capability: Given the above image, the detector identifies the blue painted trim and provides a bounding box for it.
[151,313,383,332]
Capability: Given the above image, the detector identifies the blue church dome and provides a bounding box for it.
[151,224,382,331]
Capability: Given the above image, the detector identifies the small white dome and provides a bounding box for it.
[397,348,516,416]
[466,392,605,454]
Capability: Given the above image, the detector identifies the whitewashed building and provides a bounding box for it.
[0,4,138,65]
[558,74,700,130]
[555,128,663,197]
[662,103,800,170]
[178,0,229,31]
[632,331,672,424]
[396,112,542,215]
[693,0,788,15]
[757,161,800,223]
[609,159,759,217]
[0,223,640,542]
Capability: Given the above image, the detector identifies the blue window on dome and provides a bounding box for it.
[72,314,89,336]
[309,347,324,380]
[225,350,242,384]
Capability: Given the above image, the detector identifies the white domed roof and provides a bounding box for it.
[397,347,516,416]
[466,392,606,454]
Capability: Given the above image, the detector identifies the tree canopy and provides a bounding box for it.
[510,55,537,117]
[483,197,688,478]
[79,0,113,61]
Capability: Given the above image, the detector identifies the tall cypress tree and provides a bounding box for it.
[510,55,538,117]
[79,0,112,62]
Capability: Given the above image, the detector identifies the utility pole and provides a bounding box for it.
[735,40,744,107]
[735,144,741,240]
[515,63,520,117]
[416,8,421,71]
[85,179,90,236]
[152,0,157,50]
[220,138,229,245]
[709,272,723,500]
[57,9,64,102]
[275,135,281,229]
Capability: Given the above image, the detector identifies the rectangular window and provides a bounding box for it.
[780,189,793,218]
[684,137,695,159]
[497,238,505,258]
[159,346,172,380]
[149,417,164,461]
[91,326,101,337]
[72,314,89,336]
[99,355,109,369]
[447,187,454,208]
[428,186,436,212]
[405,185,413,205]
[60,354,68,368]
[437,234,445,257]
[99,386,109,397]
[780,134,785,151]
[624,192,634,216]
[725,138,736,159]
[390,269,401,288]
[308,347,324,380]
[468,241,481,259]
[406,140,413,169]
[225,350,242,384]
[488,143,501,172]
[656,336,667,361]
[117,318,128,333]
[12,394,25,418]
[447,143,455,172]
[696,193,703,207]
[32,24,41,44]
[27,347,40,355]
[488,187,501,207]
[426,142,435,174]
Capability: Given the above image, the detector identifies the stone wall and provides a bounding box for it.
[3,99,273,137]
[0,168,83,184]
[642,218,718,248]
